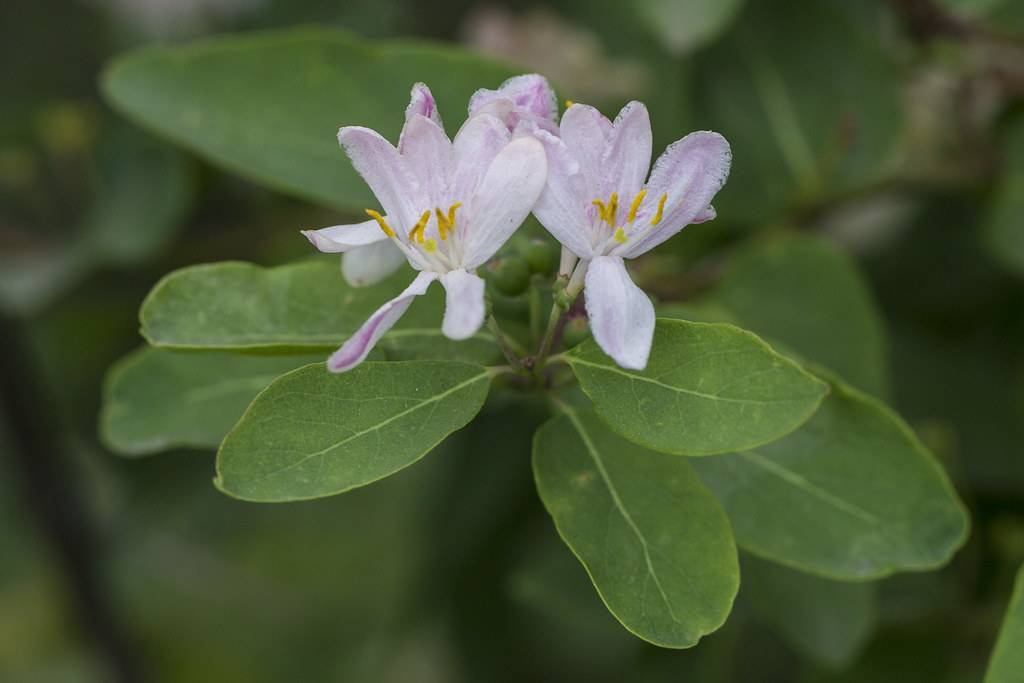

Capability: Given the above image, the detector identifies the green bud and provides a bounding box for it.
[522,238,559,275]
[486,256,531,297]
[561,316,591,348]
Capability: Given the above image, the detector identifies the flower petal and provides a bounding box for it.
[439,269,486,340]
[461,136,548,269]
[337,126,424,231]
[404,83,443,130]
[584,255,655,370]
[451,113,511,201]
[399,114,453,206]
[469,73,558,124]
[623,131,731,258]
[530,129,595,259]
[301,219,389,253]
[560,103,611,199]
[341,240,407,287]
[600,101,652,202]
[327,271,436,373]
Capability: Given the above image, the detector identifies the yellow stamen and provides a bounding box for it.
[408,210,431,243]
[424,239,437,253]
[627,189,647,223]
[435,201,462,240]
[614,227,628,244]
[365,209,395,237]
[592,199,608,223]
[446,202,462,227]
[651,193,667,226]
[565,99,575,109]
[606,192,618,226]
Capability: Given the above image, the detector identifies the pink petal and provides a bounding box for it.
[468,74,559,132]
[560,103,612,200]
[439,270,486,340]
[327,271,437,373]
[600,101,652,203]
[584,256,655,370]
[451,113,511,201]
[301,219,389,254]
[399,114,453,206]
[337,126,425,231]
[623,131,731,258]
[462,136,548,269]
[341,241,407,287]
[530,129,596,259]
[403,82,443,131]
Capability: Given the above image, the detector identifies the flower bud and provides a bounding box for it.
[486,256,531,297]
[522,238,559,275]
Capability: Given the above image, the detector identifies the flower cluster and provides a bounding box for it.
[303,75,732,372]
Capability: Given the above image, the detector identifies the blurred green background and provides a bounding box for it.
[3,0,1024,680]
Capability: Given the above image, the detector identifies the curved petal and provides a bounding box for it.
[469,73,558,124]
[439,270,486,340]
[584,255,655,371]
[341,241,406,287]
[623,131,731,258]
[560,103,611,198]
[405,83,443,129]
[461,136,548,269]
[600,101,652,201]
[327,271,436,373]
[400,114,453,206]
[301,219,389,253]
[451,113,511,201]
[337,126,424,231]
[530,129,595,259]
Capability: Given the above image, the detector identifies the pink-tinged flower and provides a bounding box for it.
[468,73,559,134]
[532,102,731,370]
[302,83,548,373]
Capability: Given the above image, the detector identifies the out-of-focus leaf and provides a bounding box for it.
[713,236,887,396]
[101,348,324,456]
[636,0,745,55]
[984,563,1024,683]
[986,117,1024,275]
[138,260,500,363]
[84,123,192,265]
[215,361,491,501]
[565,319,828,456]
[693,377,969,580]
[101,27,519,211]
[742,554,875,668]
[696,0,902,225]
[533,404,739,648]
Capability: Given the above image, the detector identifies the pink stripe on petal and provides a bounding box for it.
[327,272,436,373]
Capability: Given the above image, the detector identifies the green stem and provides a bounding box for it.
[535,304,565,373]
[487,314,523,369]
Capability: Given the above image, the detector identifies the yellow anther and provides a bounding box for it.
[365,209,395,238]
[435,201,462,240]
[606,193,618,226]
[614,227,628,244]
[565,99,575,109]
[651,193,668,226]
[627,189,647,223]
[446,202,462,227]
[408,210,431,243]
[424,239,438,253]
[592,199,608,222]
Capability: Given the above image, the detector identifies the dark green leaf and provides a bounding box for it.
[101,28,518,210]
[216,360,491,501]
[984,564,1024,683]
[565,318,828,456]
[101,347,323,456]
[693,379,969,579]
[533,404,739,648]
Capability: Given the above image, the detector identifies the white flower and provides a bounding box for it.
[532,102,732,370]
[303,83,548,372]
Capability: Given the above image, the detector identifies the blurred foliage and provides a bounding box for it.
[2,0,1024,680]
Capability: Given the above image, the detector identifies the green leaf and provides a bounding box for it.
[693,378,969,579]
[532,404,739,648]
[101,28,518,211]
[696,0,902,224]
[215,360,491,502]
[565,318,828,456]
[713,236,887,396]
[984,563,1024,683]
[139,259,500,363]
[986,116,1024,275]
[101,347,323,456]
[636,0,745,55]
[742,554,875,669]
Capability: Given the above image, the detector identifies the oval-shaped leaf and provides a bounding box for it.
[533,404,739,648]
[985,564,1024,683]
[565,319,828,456]
[216,360,491,502]
[101,347,324,456]
[101,28,518,211]
[693,379,969,579]
[139,259,500,363]
[714,236,887,396]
